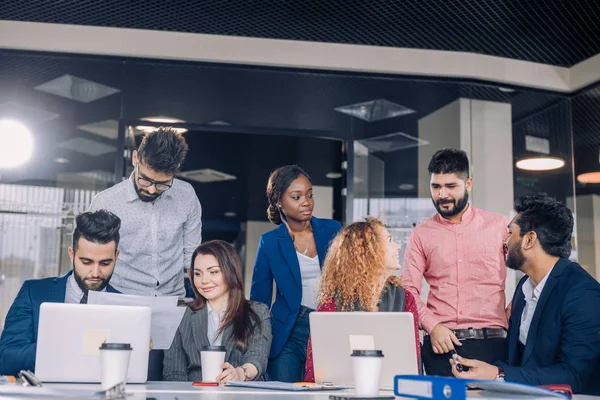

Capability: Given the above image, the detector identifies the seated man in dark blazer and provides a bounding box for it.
[0,210,121,375]
[450,194,600,395]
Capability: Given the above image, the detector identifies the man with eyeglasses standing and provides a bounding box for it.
[90,127,201,380]
[90,127,201,298]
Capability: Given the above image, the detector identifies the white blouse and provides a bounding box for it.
[297,251,321,310]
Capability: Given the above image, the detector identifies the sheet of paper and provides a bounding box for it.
[348,334,375,352]
[467,380,567,398]
[87,291,186,349]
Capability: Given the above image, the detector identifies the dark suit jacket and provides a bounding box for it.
[162,301,272,381]
[495,258,600,394]
[249,217,342,358]
[0,271,119,375]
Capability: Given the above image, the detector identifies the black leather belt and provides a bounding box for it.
[452,328,507,340]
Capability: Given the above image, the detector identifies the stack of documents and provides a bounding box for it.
[88,292,186,350]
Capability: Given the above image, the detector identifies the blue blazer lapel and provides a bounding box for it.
[277,224,302,290]
[311,217,327,269]
[47,272,70,303]
[107,284,120,293]
[522,258,569,364]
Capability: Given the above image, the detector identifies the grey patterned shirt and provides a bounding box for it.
[89,174,202,297]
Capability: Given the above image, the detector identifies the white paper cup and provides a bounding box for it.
[99,343,132,391]
[351,349,384,397]
[201,345,227,382]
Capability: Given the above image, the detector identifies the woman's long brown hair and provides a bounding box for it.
[317,217,402,311]
[188,240,260,351]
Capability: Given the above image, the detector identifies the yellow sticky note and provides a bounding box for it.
[81,329,110,355]
[349,335,375,352]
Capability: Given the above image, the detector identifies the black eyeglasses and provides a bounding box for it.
[136,163,173,191]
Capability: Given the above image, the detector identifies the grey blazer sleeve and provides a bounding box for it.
[242,302,272,380]
[163,311,190,381]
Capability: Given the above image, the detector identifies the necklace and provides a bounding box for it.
[294,235,310,256]
[293,226,312,256]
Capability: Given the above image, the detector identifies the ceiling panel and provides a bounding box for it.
[1,1,599,67]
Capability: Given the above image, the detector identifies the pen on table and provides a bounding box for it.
[450,349,465,372]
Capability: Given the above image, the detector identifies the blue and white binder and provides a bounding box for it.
[394,375,568,400]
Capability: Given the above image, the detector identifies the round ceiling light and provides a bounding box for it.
[0,119,34,168]
[577,172,600,184]
[326,172,343,179]
[516,157,565,171]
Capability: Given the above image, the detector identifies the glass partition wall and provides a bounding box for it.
[1,50,597,332]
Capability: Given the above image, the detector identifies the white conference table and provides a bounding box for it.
[0,382,599,400]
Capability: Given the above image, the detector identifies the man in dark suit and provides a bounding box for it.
[450,194,600,394]
[0,210,122,375]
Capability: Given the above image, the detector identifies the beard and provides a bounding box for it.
[73,262,112,293]
[506,241,526,271]
[133,180,160,203]
[433,189,469,218]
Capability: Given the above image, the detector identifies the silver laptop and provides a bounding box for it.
[310,312,419,390]
[35,303,151,383]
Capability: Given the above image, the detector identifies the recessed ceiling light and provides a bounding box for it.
[56,137,116,156]
[34,74,120,103]
[577,172,600,184]
[178,168,236,183]
[224,211,236,217]
[359,132,429,153]
[0,102,60,124]
[326,172,343,179]
[335,99,415,122]
[55,157,69,164]
[516,157,565,171]
[136,116,188,134]
[398,183,415,190]
[498,87,516,93]
[77,119,119,139]
[207,120,230,126]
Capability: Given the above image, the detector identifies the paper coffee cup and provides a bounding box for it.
[99,343,132,390]
[201,345,226,382]
[351,349,384,396]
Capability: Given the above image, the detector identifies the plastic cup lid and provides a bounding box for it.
[99,343,132,350]
[351,349,384,357]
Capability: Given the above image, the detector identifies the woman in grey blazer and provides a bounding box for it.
[163,240,272,382]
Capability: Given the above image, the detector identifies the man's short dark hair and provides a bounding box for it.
[428,148,469,180]
[137,127,189,174]
[514,194,573,258]
[72,210,121,252]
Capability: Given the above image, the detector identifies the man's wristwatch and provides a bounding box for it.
[495,366,505,382]
[240,365,250,381]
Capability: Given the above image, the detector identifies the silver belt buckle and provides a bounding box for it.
[468,328,476,339]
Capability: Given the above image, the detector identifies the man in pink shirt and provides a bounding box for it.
[402,148,508,376]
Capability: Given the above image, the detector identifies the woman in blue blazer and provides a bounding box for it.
[250,165,342,382]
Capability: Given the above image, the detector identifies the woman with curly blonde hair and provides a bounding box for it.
[304,217,421,382]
